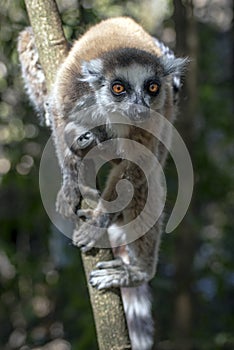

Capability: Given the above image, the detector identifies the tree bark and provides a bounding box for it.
[24,0,69,89]
[23,1,130,349]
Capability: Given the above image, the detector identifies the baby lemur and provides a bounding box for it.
[18,17,187,350]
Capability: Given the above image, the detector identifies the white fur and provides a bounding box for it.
[124,292,151,319]
[173,76,181,89]
[115,64,154,93]
[108,223,127,248]
[131,330,153,350]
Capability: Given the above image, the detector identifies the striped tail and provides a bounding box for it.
[121,284,154,350]
[17,28,50,126]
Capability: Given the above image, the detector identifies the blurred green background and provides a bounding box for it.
[0,1,233,349]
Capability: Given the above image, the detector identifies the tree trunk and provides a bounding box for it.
[23,1,130,349]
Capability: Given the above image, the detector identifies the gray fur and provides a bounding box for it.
[160,56,188,76]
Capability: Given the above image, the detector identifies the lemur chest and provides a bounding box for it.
[106,117,155,160]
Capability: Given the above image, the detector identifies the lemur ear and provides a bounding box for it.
[160,56,189,76]
[81,59,103,84]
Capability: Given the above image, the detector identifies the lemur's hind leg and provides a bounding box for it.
[89,222,162,289]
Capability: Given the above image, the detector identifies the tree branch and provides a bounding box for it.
[23,1,130,349]
[24,0,69,89]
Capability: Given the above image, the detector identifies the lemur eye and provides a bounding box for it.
[112,82,125,95]
[148,82,160,95]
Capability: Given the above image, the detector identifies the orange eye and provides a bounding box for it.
[148,83,159,94]
[112,83,125,95]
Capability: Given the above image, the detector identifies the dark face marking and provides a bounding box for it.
[109,75,161,109]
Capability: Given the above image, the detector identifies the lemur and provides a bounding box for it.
[18,17,187,350]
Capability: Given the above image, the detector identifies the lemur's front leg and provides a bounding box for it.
[56,124,102,219]
[56,152,82,219]
[73,159,128,250]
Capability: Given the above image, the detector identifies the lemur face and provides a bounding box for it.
[81,47,185,122]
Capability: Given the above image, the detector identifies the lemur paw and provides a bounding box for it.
[77,131,95,149]
[89,259,129,289]
[89,259,149,289]
[72,219,106,252]
[73,211,110,251]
